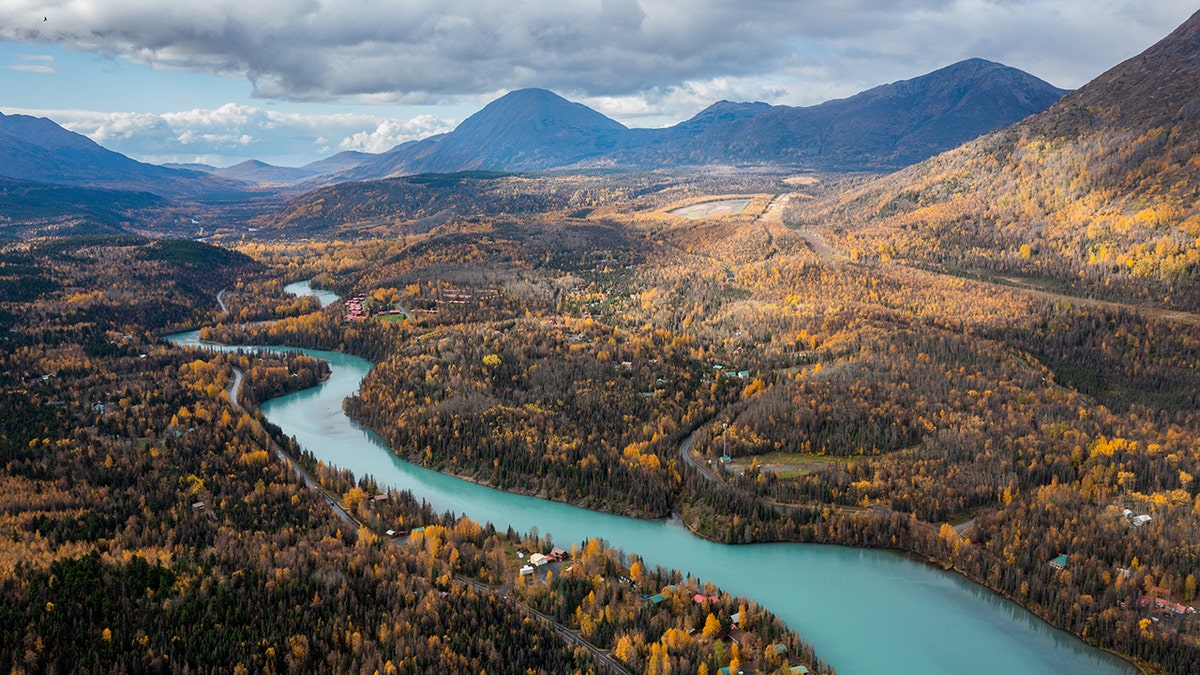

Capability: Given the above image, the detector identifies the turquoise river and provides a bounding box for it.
[166,281,1135,675]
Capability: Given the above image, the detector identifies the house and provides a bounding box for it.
[519,565,535,576]
[693,593,718,604]
[191,501,205,511]
[1132,514,1153,527]
[1154,598,1194,615]
[647,593,666,605]
[727,626,747,645]
[771,644,789,657]
[529,553,548,566]
[789,667,810,674]
[1049,554,1068,570]
[548,547,568,561]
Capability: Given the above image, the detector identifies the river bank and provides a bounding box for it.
[166,281,1138,674]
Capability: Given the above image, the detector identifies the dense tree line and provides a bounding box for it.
[137,155,1200,673]
[0,238,587,672]
[513,537,832,675]
[245,180,1200,673]
[0,235,830,674]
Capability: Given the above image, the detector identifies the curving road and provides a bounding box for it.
[226,366,243,410]
[679,427,722,484]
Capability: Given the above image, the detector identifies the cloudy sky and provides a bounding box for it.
[1,1,1195,167]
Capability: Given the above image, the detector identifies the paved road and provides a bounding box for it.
[679,428,722,483]
[226,366,243,410]
[225,354,358,530]
[466,578,631,675]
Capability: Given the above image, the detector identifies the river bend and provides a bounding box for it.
[165,281,1134,675]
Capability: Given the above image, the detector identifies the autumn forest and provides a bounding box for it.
[4,148,1195,672]
[6,18,1200,670]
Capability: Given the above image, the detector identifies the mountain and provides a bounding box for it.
[345,89,630,179]
[214,160,318,185]
[0,60,1065,196]
[620,59,1068,171]
[163,162,217,173]
[0,112,243,199]
[214,152,374,187]
[339,61,1065,181]
[796,10,1200,308]
[300,150,372,175]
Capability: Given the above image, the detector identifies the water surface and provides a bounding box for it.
[258,349,1134,675]
[164,310,1134,675]
[285,279,339,308]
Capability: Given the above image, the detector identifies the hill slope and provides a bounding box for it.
[0,112,244,199]
[794,10,1200,309]
[0,177,164,240]
[255,171,570,235]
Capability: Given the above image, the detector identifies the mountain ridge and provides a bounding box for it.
[0,112,244,199]
[333,59,1067,181]
[0,58,1068,196]
[795,9,1200,309]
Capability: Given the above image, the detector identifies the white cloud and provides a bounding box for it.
[9,53,55,74]
[339,115,453,153]
[1,0,1194,107]
[583,78,791,127]
[2,1,1196,165]
[6,104,455,167]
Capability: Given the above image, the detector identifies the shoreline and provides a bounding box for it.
[176,288,1147,675]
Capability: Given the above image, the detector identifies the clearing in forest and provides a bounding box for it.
[669,198,753,218]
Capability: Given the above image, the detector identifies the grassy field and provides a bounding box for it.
[728,452,852,478]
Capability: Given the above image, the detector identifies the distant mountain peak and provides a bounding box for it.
[0,111,241,198]
[0,111,106,153]
[456,87,628,135]
[692,100,772,118]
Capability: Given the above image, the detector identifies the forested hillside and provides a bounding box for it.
[790,9,1200,310]
[0,235,827,674]
[205,159,1200,671]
